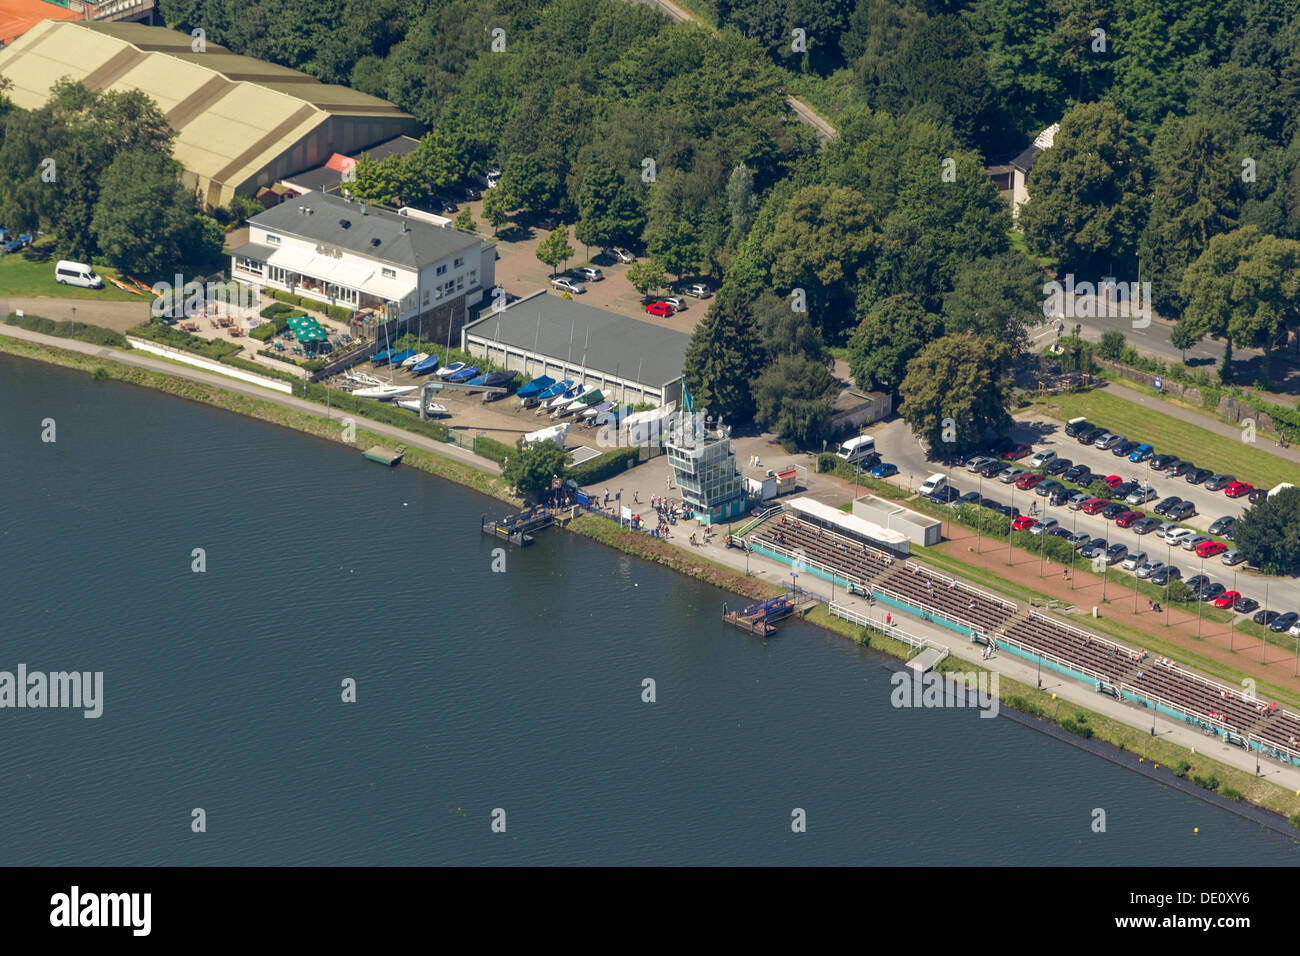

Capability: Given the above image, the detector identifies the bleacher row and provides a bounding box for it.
[745,511,1300,762]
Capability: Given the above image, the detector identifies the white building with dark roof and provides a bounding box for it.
[461,290,690,409]
[229,191,495,345]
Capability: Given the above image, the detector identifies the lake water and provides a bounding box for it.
[2,352,1297,865]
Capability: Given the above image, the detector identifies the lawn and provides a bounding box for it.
[0,248,144,302]
[1031,390,1299,491]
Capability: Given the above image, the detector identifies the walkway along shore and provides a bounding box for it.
[4,323,1299,829]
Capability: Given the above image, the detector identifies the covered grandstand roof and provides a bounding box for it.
[783,496,911,547]
[0,19,417,201]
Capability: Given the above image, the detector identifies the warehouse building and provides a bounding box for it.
[229,192,494,346]
[462,291,689,409]
[0,19,420,205]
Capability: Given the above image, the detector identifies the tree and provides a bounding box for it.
[502,438,569,501]
[453,208,474,232]
[573,164,644,254]
[940,251,1043,349]
[500,154,552,217]
[725,162,757,245]
[536,227,574,276]
[1169,321,1197,361]
[752,290,827,364]
[1098,330,1126,360]
[764,184,879,332]
[898,335,1015,454]
[847,293,942,393]
[682,292,764,423]
[647,219,700,282]
[90,150,194,275]
[751,355,839,446]
[625,261,666,301]
[481,185,514,235]
[1020,100,1149,275]
[1233,487,1300,575]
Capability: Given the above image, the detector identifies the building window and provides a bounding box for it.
[456,276,464,291]
[454,257,464,268]
[468,270,477,285]
[382,267,396,279]
[422,290,430,305]
[436,264,447,276]
[266,234,280,244]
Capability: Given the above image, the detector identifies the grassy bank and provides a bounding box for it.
[5,331,1299,830]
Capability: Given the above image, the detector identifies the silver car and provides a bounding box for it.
[966,456,995,474]
[1121,551,1147,571]
[1135,559,1165,579]
[999,467,1028,484]
[550,276,586,294]
[1067,492,1090,510]
[1181,534,1213,551]
[1221,550,1246,567]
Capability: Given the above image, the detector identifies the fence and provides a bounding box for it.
[828,602,950,657]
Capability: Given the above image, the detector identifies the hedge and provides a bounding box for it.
[250,313,291,341]
[474,435,514,465]
[567,446,640,485]
[5,312,128,348]
[260,302,294,320]
[129,321,240,360]
[218,354,300,383]
[264,288,353,322]
[301,382,450,441]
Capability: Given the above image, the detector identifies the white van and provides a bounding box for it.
[55,260,103,289]
[836,435,876,465]
[918,473,947,497]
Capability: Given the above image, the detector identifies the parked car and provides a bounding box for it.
[955,491,983,508]
[1115,510,1144,528]
[551,277,586,294]
[1203,474,1235,491]
[1186,468,1213,485]
[1080,538,1109,559]
[683,283,711,299]
[1028,449,1056,468]
[870,462,898,479]
[435,196,459,214]
[1062,464,1090,483]
[1128,443,1155,462]
[1221,550,1246,567]
[1078,426,1105,445]
[1248,488,1267,503]
[1208,516,1235,536]
[1233,596,1259,614]
[1035,479,1063,497]
[1224,481,1253,498]
[1199,581,1226,602]
[1067,493,1090,511]
[1047,526,1072,538]
[644,301,674,316]
[1254,610,1281,627]
[463,185,482,201]
[1049,486,1074,506]
[1005,443,1033,460]
[1132,517,1162,535]
[1154,522,1180,539]
[996,504,1021,518]
[1111,482,1139,499]
[660,296,686,312]
[1045,457,1072,475]
[1029,518,1059,535]
[999,467,1028,484]
[1182,534,1213,552]
[1269,612,1299,633]
[1067,531,1092,549]
[1214,590,1241,609]
[1095,432,1125,450]
[1100,474,1124,490]
[1081,498,1108,515]
[1016,472,1043,491]
[1121,551,1147,571]
[1185,574,1211,593]
[1195,541,1228,559]
[1104,543,1128,565]
[573,266,604,282]
[1112,440,1139,458]
[1135,559,1165,579]
[607,247,636,263]
[1166,500,1197,520]
[977,459,1004,478]
[965,456,995,474]
[1126,487,1158,505]
[1102,502,1129,520]
[1012,515,1037,531]
[1150,566,1182,586]
[1153,496,1183,516]
[1164,528,1196,547]
[930,486,961,504]
[1171,461,1197,477]
[1149,454,1176,470]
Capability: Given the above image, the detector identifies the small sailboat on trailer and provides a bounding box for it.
[411,354,440,375]
[402,351,429,369]
[352,384,419,400]
[516,375,555,405]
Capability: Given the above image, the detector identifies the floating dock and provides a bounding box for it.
[481,506,554,546]
[723,593,797,636]
[363,444,406,466]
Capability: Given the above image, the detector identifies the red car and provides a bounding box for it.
[1006,443,1033,460]
[1101,475,1123,489]
[1195,540,1228,558]
[1224,481,1253,498]
[1081,497,1108,515]
[1012,515,1037,531]
[1015,472,1043,490]
[1115,510,1143,528]
[1214,590,1241,609]
[644,301,675,317]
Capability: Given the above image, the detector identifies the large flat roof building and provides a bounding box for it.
[0,19,420,205]
[462,291,690,409]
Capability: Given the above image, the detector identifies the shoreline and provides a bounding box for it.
[4,331,1298,836]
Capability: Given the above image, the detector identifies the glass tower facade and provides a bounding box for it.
[666,428,747,525]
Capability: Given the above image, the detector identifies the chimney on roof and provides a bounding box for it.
[402,220,409,232]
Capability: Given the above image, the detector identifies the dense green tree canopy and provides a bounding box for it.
[682,292,764,423]
[1233,487,1300,575]
[898,335,1015,454]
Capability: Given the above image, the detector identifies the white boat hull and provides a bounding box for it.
[352,385,418,400]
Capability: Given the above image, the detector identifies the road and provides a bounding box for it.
[870,414,1300,621]
[627,0,836,144]
[0,323,502,477]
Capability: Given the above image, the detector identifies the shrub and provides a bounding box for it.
[129,321,240,360]
[1191,773,1221,791]
[1221,786,1243,802]
[260,302,293,319]
[251,314,290,341]
[817,452,840,473]
[6,312,129,348]
[93,366,109,381]
[1172,759,1192,778]
[1061,716,1094,738]
[474,435,514,465]
[780,437,799,455]
[568,446,640,485]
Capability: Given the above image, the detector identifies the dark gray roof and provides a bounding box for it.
[360,135,421,162]
[1010,144,1040,172]
[464,291,689,387]
[228,241,277,260]
[281,165,342,192]
[247,191,481,269]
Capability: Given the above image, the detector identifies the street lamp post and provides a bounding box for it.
[1165,539,1172,627]
[1229,569,1236,651]
[1196,556,1205,639]
[1007,485,1015,564]
[976,473,984,554]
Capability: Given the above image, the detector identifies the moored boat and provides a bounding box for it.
[447,365,480,383]
[352,384,419,400]
[411,354,440,375]
[436,362,466,379]
[402,351,428,369]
